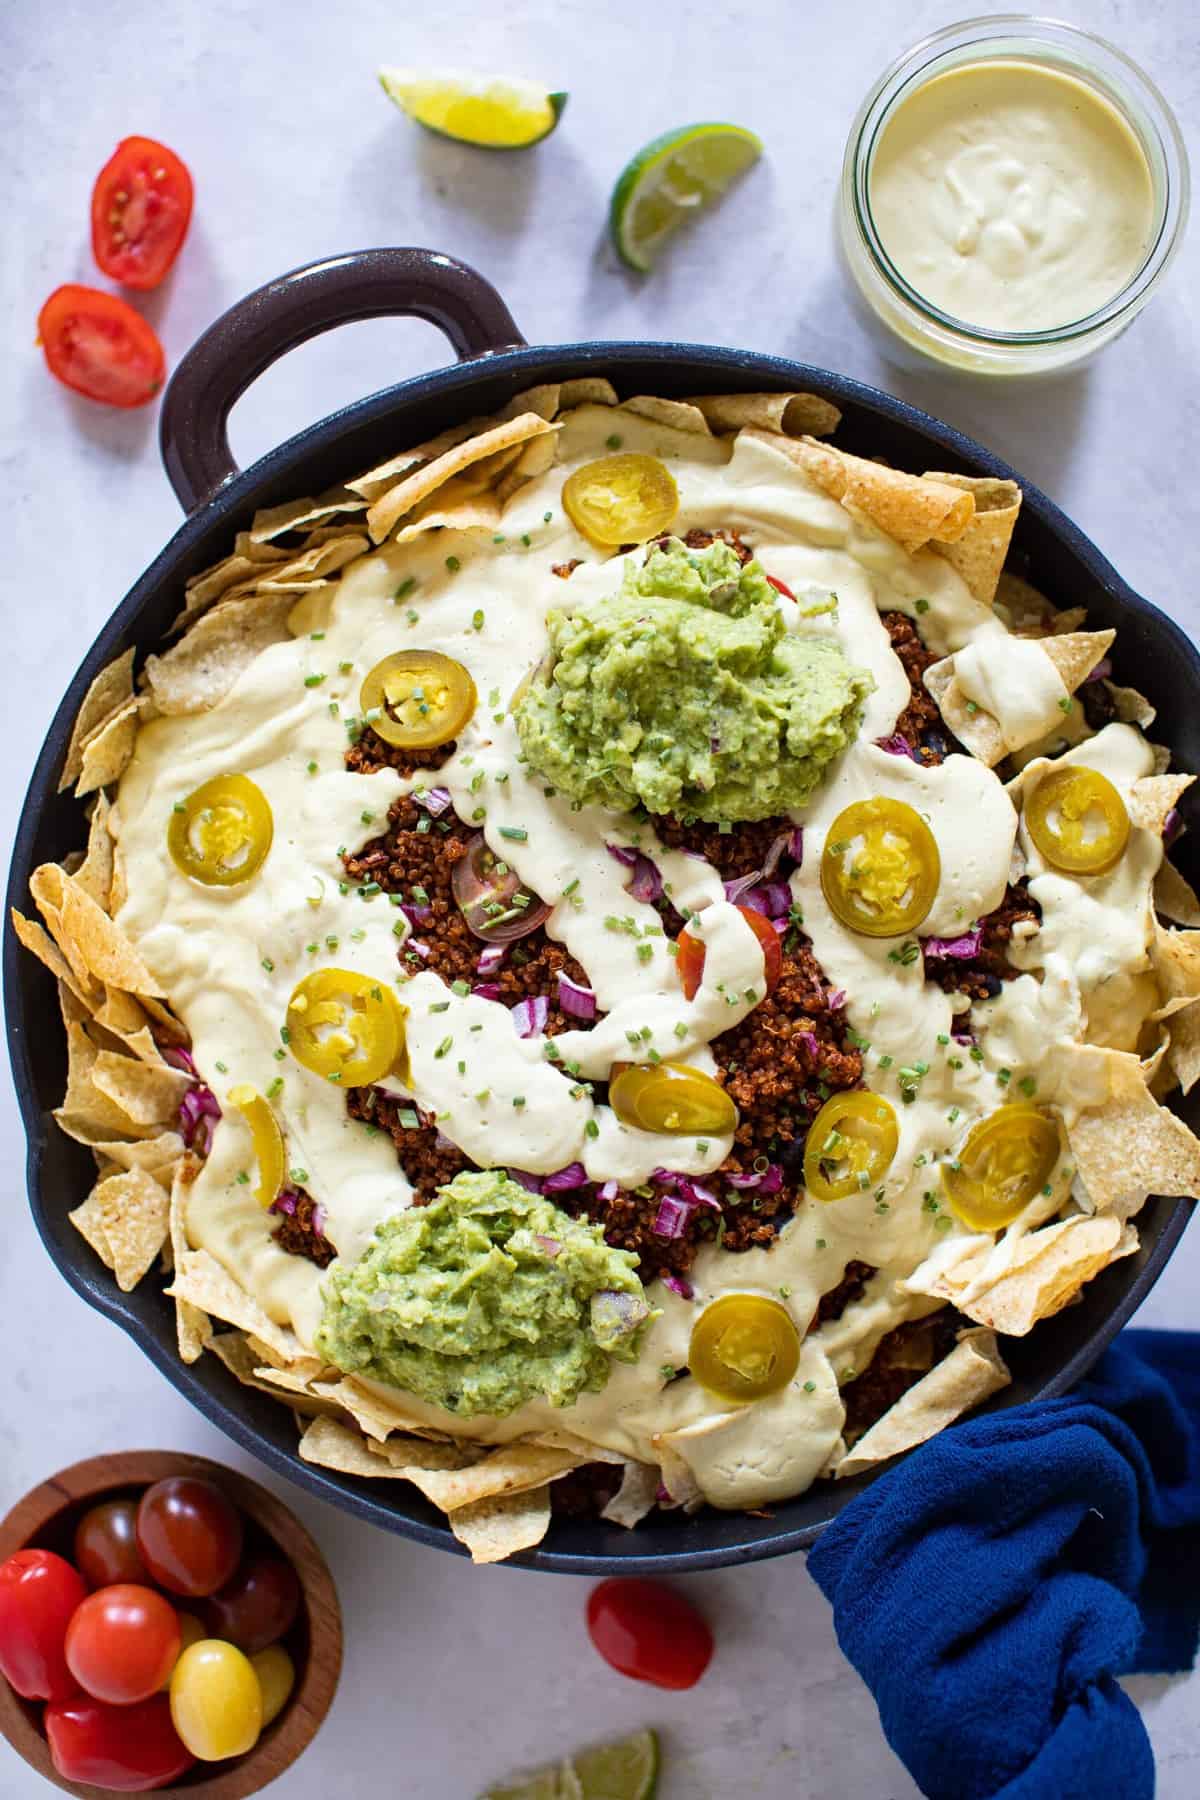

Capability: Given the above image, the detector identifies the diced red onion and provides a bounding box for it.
[952,1027,978,1046]
[762,833,791,879]
[875,733,919,761]
[675,1176,719,1209]
[797,1030,820,1058]
[312,1202,329,1237]
[661,1272,694,1300]
[268,1189,299,1217]
[471,982,504,1002]
[511,994,550,1038]
[724,872,762,904]
[506,1168,542,1193]
[476,945,507,976]
[435,1130,457,1152]
[405,939,432,959]
[790,827,805,863]
[162,1046,198,1076]
[739,881,792,919]
[599,1179,619,1202]
[827,988,846,1010]
[357,848,390,869]
[179,1083,221,1153]
[771,917,789,935]
[1164,808,1183,846]
[607,843,663,903]
[923,929,984,960]
[1082,658,1112,685]
[725,1170,762,1190]
[534,1234,561,1258]
[414,786,453,816]
[653,1195,693,1238]
[656,1482,674,1503]
[541,1162,589,1192]
[400,901,433,927]
[557,973,597,1020]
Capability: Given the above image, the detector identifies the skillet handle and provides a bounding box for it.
[159,248,526,514]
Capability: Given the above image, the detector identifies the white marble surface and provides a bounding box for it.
[1,1,1198,1794]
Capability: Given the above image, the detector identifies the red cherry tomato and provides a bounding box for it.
[74,1499,151,1589]
[676,907,783,1002]
[136,1478,243,1599]
[46,1693,195,1792]
[765,573,796,600]
[205,1554,301,1655]
[37,286,165,408]
[65,1585,181,1705]
[587,1578,713,1689]
[91,136,194,290]
[0,1549,86,1701]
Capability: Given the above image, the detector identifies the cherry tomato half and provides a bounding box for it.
[360,651,476,749]
[251,1644,296,1727]
[136,1479,243,1600]
[1025,764,1130,877]
[65,1585,181,1706]
[227,1085,286,1208]
[169,1639,262,1761]
[451,830,551,943]
[689,1294,801,1404]
[609,1060,737,1136]
[586,1578,713,1690]
[562,454,679,547]
[804,1091,900,1202]
[0,1549,87,1702]
[821,798,940,937]
[167,774,273,887]
[676,907,782,1002]
[45,1694,195,1793]
[205,1554,300,1656]
[37,285,165,409]
[286,967,410,1087]
[91,137,194,291]
[74,1499,151,1590]
[942,1104,1062,1232]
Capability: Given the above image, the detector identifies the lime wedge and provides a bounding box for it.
[482,1768,576,1800]
[610,124,762,271]
[379,68,567,148]
[483,1730,659,1800]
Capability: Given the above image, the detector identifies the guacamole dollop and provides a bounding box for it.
[515,538,873,821]
[315,1170,652,1417]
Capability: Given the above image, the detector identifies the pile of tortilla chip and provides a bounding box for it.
[13,379,1200,1553]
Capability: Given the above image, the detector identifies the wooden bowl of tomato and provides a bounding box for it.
[0,1452,341,1797]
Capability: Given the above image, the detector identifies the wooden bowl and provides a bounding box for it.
[0,1452,342,1798]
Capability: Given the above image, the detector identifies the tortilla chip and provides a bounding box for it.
[68,1189,116,1272]
[1067,1046,1200,1217]
[369,1441,581,1512]
[1041,630,1116,696]
[254,533,368,591]
[449,1488,552,1563]
[498,383,562,422]
[43,868,161,996]
[620,395,712,435]
[54,1021,158,1142]
[167,1249,299,1363]
[299,1414,404,1479]
[60,651,136,791]
[686,390,842,439]
[143,591,296,715]
[85,1167,170,1290]
[73,795,116,911]
[308,1375,439,1442]
[206,1334,336,1415]
[923,473,1021,606]
[1129,774,1195,834]
[836,1328,1011,1478]
[182,554,265,615]
[393,483,502,544]
[496,431,561,505]
[601,1461,662,1528]
[10,909,92,1005]
[89,1131,185,1182]
[91,1052,190,1127]
[1165,1003,1200,1096]
[366,415,557,543]
[925,630,1113,766]
[763,433,975,552]
[164,1165,210,1362]
[962,1217,1131,1334]
[246,490,366,544]
[1106,682,1157,729]
[558,377,619,409]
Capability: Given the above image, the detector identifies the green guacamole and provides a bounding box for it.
[514,538,873,822]
[315,1171,652,1418]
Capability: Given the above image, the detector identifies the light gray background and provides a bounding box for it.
[1,2,1197,1794]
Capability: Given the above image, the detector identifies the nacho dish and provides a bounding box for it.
[17,382,1200,1563]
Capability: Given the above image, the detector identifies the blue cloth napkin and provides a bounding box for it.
[807,1329,1200,1800]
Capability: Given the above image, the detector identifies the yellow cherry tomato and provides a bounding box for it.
[167,774,273,887]
[286,968,409,1088]
[942,1105,1063,1232]
[250,1644,295,1728]
[820,797,940,937]
[169,1639,263,1762]
[159,1613,205,1691]
[228,1085,286,1208]
[562,453,679,547]
[608,1060,737,1136]
[689,1294,801,1405]
[360,650,476,749]
[1025,764,1130,876]
[804,1091,900,1202]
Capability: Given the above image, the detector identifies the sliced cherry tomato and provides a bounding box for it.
[227,1086,286,1207]
[360,650,476,749]
[676,907,782,1001]
[943,1104,1062,1231]
[451,830,550,943]
[562,454,679,547]
[820,797,940,937]
[37,285,165,409]
[167,774,273,887]
[804,1091,900,1202]
[65,1585,181,1706]
[765,573,796,600]
[587,1578,712,1690]
[0,1549,87,1701]
[1025,764,1130,876]
[169,1639,262,1761]
[74,1500,150,1590]
[251,1643,296,1727]
[91,137,194,291]
[608,1060,737,1135]
[45,1693,195,1792]
[286,967,409,1087]
[205,1555,300,1655]
[689,1293,801,1404]
[136,1479,243,1600]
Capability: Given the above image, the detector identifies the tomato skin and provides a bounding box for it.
[45,1694,195,1792]
[587,1579,713,1690]
[205,1554,301,1655]
[65,1584,182,1706]
[37,285,165,409]
[136,1479,243,1599]
[169,1639,263,1760]
[74,1500,151,1590]
[765,573,796,600]
[676,906,782,1001]
[91,136,194,290]
[675,927,706,1001]
[0,1549,87,1702]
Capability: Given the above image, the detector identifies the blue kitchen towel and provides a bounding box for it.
[807,1329,1200,1800]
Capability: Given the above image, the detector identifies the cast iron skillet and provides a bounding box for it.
[7,248,1197,1572]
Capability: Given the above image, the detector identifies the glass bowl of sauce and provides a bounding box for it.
[840,15,1189,375]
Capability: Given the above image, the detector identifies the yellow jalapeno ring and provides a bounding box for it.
[1024,764,1130,877]
[227,1085,286,1209]
[608,1060,737,1136]
[167,775,273,887]
[562,453,679,547]
[942,1104,1063,1232]
[360,650,477,749]
[820,797,940,938]
[285,968,410,1089]
[689,1294,801,1405]
[803,1091,900,1202]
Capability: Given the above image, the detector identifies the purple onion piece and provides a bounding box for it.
[557,972,597,1020]
[1164,807,1183,846]
[758,1164,783,1195]
[607,843,663,903]
[1082,658,1113,685]
[952,1028,978,1046]
[541,1162,589,1192]
[661,1272,694,1300]
[675,1176,719,1209]
[875,733,919,761]
[269,1189,299,1217]
[534,1234,561,1258]
[511,994,550,1038]
[725,1170,762,1190]
[311,1202,329,1238]
[739,881,792,919]
[405,939,432,959]
[415,786,453,816]
[506,1168,543,1193]
[652,1194,693,1239]
[827,988,846,1011]
[771,917,789,935]
[178,1083,221,1152]
[790,827,805,864]
[434,1130,457,1152]
[797,1030,819,1058]
[161,1046,198,1076]
[599,1179,620,1202]
[471,982,504,1002]
[922,928,984,960]
[723,871,762,904]
[400,901,433,927]
[476,944,507,976]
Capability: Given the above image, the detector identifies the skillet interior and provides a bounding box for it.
[7,343,1198,1571]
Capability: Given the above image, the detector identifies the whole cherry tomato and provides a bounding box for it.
[91,136,194,291]
[170,1639,262,1760]
[586,1578,713,1690]
[205,1554,301,1655]
[74,1499,150,1589]
[45,1693,195,1792]
[136,1478,243,1598]
[0,1548,86,1701]
[676,906,783,1001]
[251,1644,296,1727]
[65,1584,181,1705]
[37,286,165,408]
